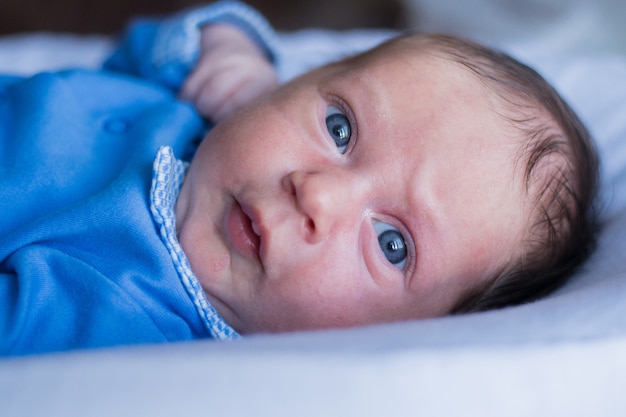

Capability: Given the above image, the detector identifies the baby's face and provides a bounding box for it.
[176,42,527,333]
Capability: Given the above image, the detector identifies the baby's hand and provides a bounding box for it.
[180,23,278,122]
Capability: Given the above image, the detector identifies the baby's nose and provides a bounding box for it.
[282,170,364,243]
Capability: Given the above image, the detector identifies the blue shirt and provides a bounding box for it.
[0,1,276,356]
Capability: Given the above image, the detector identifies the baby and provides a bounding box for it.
[179,28,599,333]
[0,2,598,355]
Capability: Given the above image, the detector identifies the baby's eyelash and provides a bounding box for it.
[326,106,351,154]
[371,216,416,276]
[327,95,358,147]
[374,221,406,268]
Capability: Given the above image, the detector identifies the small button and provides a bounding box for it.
[103,118,129,134]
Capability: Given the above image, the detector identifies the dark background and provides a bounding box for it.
[1,0,405,34]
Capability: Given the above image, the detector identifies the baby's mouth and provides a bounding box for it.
[226,200,261,260]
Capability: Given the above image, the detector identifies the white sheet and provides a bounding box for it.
[2,4,626,415]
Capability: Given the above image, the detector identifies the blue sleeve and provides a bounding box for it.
[104,1,279,91]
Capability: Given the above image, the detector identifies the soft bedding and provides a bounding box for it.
[2,3,626,416]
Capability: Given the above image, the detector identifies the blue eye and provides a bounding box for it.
[325,105,352,154]
[373,220,408,270]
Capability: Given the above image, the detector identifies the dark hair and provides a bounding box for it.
[393,34,600,312]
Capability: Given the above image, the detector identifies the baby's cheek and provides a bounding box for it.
[179,221,231,281]
[203,255,230,275]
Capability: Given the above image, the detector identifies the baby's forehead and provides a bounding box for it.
[337,39,493,98]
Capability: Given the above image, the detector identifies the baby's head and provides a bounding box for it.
[175,33,599,333]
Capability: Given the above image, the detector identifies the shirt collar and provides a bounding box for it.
[150,146,239,340]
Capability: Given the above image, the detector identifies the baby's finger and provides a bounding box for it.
[194,72,247,120]
[209,73,278,122]
[180,60,213,102]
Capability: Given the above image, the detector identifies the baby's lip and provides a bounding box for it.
[226,199,262,262]
[240,202,268,263]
